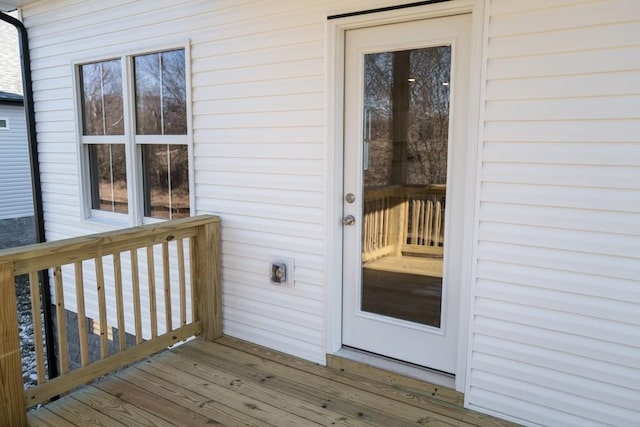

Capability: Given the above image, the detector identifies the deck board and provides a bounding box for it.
[28,337,519,426]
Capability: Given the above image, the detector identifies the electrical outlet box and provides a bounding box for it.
[270,257,294,287]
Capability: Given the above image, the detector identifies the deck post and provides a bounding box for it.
[195,219,222,341]
[0,262,27,426]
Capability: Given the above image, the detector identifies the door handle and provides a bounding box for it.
[342,215,356,226]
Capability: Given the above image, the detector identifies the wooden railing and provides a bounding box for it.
[363,185,445,262]
[0,215,220,426]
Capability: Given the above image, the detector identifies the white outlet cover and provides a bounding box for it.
[269,257,294,287]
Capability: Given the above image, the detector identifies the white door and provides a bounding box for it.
[342,14,471,373]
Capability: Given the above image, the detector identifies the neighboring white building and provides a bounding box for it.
[0,9,32,221]
[2,0,639,425]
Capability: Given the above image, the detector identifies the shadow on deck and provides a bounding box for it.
[29,336,518,427]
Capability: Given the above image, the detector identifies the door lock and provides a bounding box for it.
[345,193,356,203]
[342,215,356,226]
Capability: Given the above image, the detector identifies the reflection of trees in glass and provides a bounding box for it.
[363,46,451,187]
[88,144,128,213]
[408,46,450,185]
[81,60,124,135]
[142,144,189,220]
[363,52,393,188]
[134,49,187,135]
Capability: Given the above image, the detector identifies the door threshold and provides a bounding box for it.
[330,346,456,391]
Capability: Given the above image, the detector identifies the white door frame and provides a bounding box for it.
[324,0,486,393]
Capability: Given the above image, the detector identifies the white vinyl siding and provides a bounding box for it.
[0,104,33,220]
[21,0,395,364]
[467,1,640,425]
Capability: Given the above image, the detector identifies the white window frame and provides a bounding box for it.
[0,118,9,130]
[73,41,194,227]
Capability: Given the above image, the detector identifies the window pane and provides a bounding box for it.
[142,144,189,219]
[134,49,186,135]
[88,144,128,213]
[80,60,124,135]
[161,50,187,135]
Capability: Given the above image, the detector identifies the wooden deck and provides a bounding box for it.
[28,337,518,427]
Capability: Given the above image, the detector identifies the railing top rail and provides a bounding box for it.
[364,184,446,200]
[0,215,220,275]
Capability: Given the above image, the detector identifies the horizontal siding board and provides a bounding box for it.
[485,70,640,101]
[221,227,323,256]
[477,240,639,282]
[489,0,598,16]
[467,385,603,427]
[484,95,640,121]
[194,126,323,144]
[487,46,640,80]
[0,104,33,219]
[193,76,323,101]
[484,121,640,143]
[473,334,640,395]
[196,186,324,208]
[223,293,323,330]
[488,0,640,37]
[478,221,640,258]
[488,21,640,58]
[192,58,324,87]
[195,142,324,159]
[223,319,324,364]
[194,171,323,192]
[481,162,640,189]
[220,216,324,241]
[472,353,639,416]
[475,279,640,327]
[473,316,640,370]
[476,260,640,304]
[194,157,323,175]
[197,199,323,224]
[483,141,640,165]
[474,296,639,349]
[470,358,638,425]
[194,93,324,115]
[481,182,640,213]
[223,306,322,345]
[193,109,323,129]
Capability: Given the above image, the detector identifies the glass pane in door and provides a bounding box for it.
[360,46,451,328]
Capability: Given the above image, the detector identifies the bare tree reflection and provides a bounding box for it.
[81,60,124,136]
[134,49,187,135]
[363,46,451,188]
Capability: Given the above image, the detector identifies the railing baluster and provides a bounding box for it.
[146,246,158,338]
[29,271,46,382]
[434,200,442,247]
[426,200,433,247]
[177,239,187,326]
[73,262,89,367]
[189,237,198,324]
[130,249,142,345]
[411,199,419,245]
[94,257,108,359]
[53,266,68,374]
[113,253,126,351]
[162,242,172,333]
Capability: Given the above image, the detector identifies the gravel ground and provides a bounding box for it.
[16,274,42,389]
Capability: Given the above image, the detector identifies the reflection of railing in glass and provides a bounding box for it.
[362,185,445,263]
